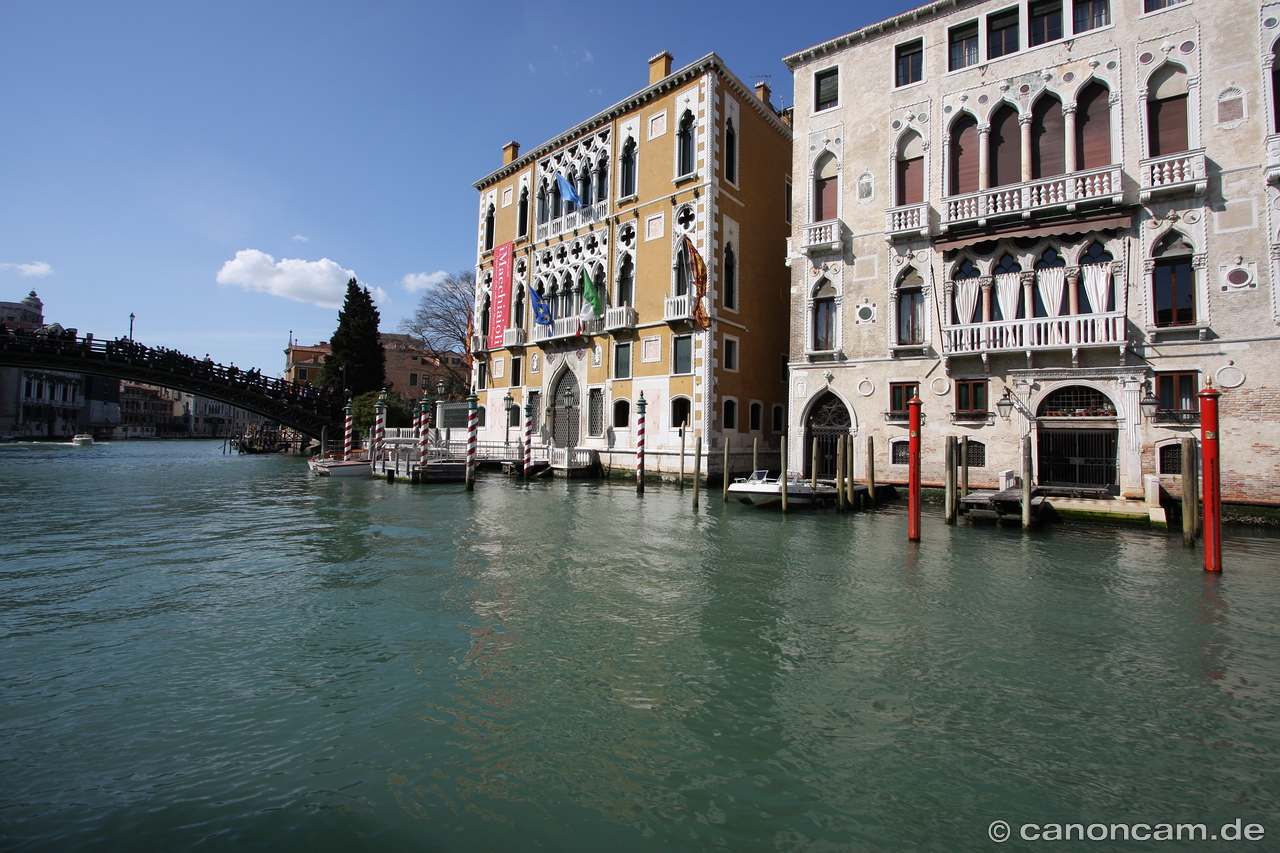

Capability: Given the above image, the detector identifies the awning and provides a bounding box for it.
[936,213,1133,251]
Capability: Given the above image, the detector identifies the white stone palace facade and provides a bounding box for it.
[783,0,1280,504]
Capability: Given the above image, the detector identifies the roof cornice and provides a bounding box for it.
[474,52,791,190]
[783,0,971,69]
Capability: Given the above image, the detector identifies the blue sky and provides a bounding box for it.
[1,0,915,374]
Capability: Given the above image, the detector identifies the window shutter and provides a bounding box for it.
[989,105,1021,188]
[814,176,838,221]
[1031,97,1066,178]
[1148,94,1189,157]
[1075,83,1112,169]
[815,70,838,110]
[897,156,924,205]
[950,116,980,195]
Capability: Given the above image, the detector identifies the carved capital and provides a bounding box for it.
[979,276,995,291]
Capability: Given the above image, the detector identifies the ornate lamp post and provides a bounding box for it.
[503,391,514,447]
[128,313,135,341]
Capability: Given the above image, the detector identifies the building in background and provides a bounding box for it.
[783,0,1279,504]
[471,52,793,475]
[284,335,467,403]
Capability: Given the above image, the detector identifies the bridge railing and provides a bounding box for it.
[0,329,346,412]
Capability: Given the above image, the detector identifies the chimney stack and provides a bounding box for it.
[649,51,673,85]
[502,141,521,165]
[755,81,772,109]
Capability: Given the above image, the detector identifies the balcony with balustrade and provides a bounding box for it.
[1138,149,1206,202]
[603,305,637,332]
[800,218,844,256]
[942,164,1124,230]
[1268,134,1280,184]
[502,328,526,348]
[664,294,692,323]
[533,200,610,243]
[885,203,931,239]
[940,312,1126,357]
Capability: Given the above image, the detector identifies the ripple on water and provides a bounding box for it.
[2,446,1279,852]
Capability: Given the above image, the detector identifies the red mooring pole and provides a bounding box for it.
[908,396,922,542]
[1199,386,1222,572]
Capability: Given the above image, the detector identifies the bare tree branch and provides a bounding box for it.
[398,270,474,392]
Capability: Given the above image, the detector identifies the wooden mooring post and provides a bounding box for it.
[780,435,788,513]
[692,436,702,510]
[865,435,876,506]
[945,435,957,524]
[1181,435,1197,547]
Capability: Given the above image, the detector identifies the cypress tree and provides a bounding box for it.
[318,279,385,396]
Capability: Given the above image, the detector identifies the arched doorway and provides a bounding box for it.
[1036,385,1118,489]
[804,392,852,478]
[548,371,580,449]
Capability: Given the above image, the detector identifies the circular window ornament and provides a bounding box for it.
[1019,84,1031,94]
[978,94,989,105]
[931,377,951,396]
[857,379,875,397]
[891,119,902,130]
[857,305,875,322]
[1266,16,1279,27]
[1226,267,1251,286]
[1216,366,1246,389]
[918,113,929,124]
[1062,72,1075,83]
[944,104,953,113]
[1106,61,1118,70]
[1139,52,1155,64]
[1180,41,1195,53]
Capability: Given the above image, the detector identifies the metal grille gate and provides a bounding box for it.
[549,373,580,449]
[805,394,852,479]
[1037,429,1117,487]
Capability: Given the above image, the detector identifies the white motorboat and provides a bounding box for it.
[728,470,838,508]
[72,434,94,446]
[308,455,371,477]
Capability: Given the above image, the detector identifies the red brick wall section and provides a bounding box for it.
[1219,386,1280,506]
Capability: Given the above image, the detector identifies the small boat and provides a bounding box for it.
[72,434,94,446]
[308,454,371,477]
[728,470,838,508]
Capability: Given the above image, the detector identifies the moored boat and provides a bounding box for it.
[728,470,838,508]
[308,453,371,477]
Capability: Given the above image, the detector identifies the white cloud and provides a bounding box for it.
[1,261,52,277]
[292,234,309,242]
[401,270,448,292]
[216,249,386,308]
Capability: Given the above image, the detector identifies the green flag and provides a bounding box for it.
[581,267,603,317]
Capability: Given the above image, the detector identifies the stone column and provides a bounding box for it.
[1063,105,1078,173]
[1021,271,1036,323]
[1066,266,1081,315]
[978,124,991,191]
[1020,114,1033,182]
[980,276,994,323]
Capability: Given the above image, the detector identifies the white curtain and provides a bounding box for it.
[1037,267,1066,317]
[953,278,981,324]
[1082,264,1112,313]
[995,272,1022,320]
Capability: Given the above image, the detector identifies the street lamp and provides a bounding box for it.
[128,313,135,341]
[503,392,514,445]
[996,388,1015,421]
[1140,380,1161,422]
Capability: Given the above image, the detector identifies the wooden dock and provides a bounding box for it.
[960,487,1046,522]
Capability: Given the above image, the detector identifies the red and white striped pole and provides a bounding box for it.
[636,392,647,495]
[342,400,354,461]
[465,390,479,491]
[908,395,922,542]
[1199,386,1222,572]
[523,399,532,479]
[418,394,430,470]
[373,389,387,468]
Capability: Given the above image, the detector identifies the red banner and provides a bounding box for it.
[489,242,514,349]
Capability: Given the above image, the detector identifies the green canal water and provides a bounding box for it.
[2,440,1278,852]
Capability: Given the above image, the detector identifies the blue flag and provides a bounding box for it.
[556,172,584,207]
[529,287,554,326]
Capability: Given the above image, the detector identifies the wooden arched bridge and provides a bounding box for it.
[0,330,346,438]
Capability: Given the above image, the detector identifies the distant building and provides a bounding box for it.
[471,52,794,475]
[783,0,1280,504]
[284,335,467,402]
[0,291,120,438]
